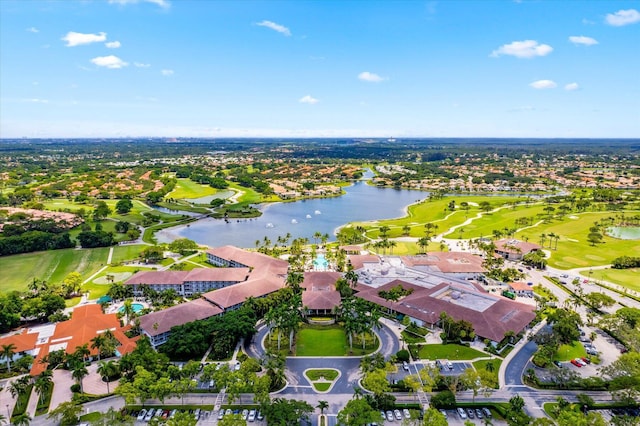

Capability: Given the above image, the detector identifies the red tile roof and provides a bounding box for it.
[138,299,223,337]
[206,246,289,276]
[495,239,541,254]
[356,280,535,342]
[0,330,38,354]
[347,254,381,270]
[301,272,342,311]
[401,252,485,273]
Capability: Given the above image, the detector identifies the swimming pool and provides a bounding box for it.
[313,254,329,271]
[118,303,145,314]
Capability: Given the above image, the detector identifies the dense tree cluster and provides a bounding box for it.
[160,307,256,360]
[612,256,640,269]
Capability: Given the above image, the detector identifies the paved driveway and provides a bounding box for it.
[50,369,74,411]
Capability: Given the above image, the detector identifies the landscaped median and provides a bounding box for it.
[303,369,341,392]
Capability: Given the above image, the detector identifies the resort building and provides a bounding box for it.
[348,253,535,343]
[494,239,542,261]
[300,271,342,316]
[1,304,139,376]
[137,246,289,347]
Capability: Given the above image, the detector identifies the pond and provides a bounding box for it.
[156,178,429,248]
[606,226,640,240]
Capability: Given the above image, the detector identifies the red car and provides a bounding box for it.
[581,357,591,364]
[570,359,582,367]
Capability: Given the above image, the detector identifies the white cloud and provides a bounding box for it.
[358,71,386,83]
[22,98,49,104]
[565,82,579,91]
[606,9,640,26]
[490,40,553,58]
[62,31,107,47]
[134,62,151,68]
[161,69,174,76]
[256,20,291,36]
[108,0,170,8]
[299,95,319,104]
[569,35,598,46]
[529,80,557,89]
[105,41,121,49]
[26,27,39,33]
[90,55,128,69]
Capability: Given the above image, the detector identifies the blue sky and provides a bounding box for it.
[1,0,639,138]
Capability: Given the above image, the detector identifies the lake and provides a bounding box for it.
[606,226,640,240]
[156,179,429,248]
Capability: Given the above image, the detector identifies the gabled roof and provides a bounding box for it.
[301,272,342,311]
[124,270,189,286]
[206,246,289,275]
[401,252,485,273]
[183,268,250,282]
[0,330,38,353]
[356,280,535,342]
[202,275,284,310]
[347,254,381,270]
[139,299,223,337]
[494,239,541,254]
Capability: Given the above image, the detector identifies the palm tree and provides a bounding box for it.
[388,240,397,254]
[34,370,53,404]
[12,413,31,426]
[9,376,31,411]
[97,360,119,393]
[313,231,322,245]
[417,236,430,254]
[285,271,304,294]
[317,400,329,415]
[121,299,135,325]
[402,224,411,236]
[90,334,105,361]
[72,364,88,394]
[74,343,91,364]
[1,343,16,373]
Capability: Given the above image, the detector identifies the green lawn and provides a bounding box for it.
[166,178,219,199]
[517,211,640,270]
[554,341,587,362]
[580,268,640,293]
[0,247,110,292]
[304,369,339,381]
[444,204,547,239]
[313,382,331,392]
[110,244,146,264]
[354,196,526,239]
[472,359,502,388]
[296,325,349,356]
[416,344,487,360]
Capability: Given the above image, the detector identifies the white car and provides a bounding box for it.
[137,409,147,421]
[403,408,411,419]
[144,408,155,421]
[218,410,225,420]
[457,407,467,419]
[248,409,256,422]
[394,409,402,421]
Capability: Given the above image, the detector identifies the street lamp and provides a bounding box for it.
[6,404,9,419]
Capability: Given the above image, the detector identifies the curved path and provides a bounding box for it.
[244,320,400,395]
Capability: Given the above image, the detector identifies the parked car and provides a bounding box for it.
[380,411,386,421]
[553,360,563,368]
[581,357,591,364]
[457,408,467,419]
[476,409,484,419]
[225,409,232,417]
[137,409,147,421]
[446,361,453,370]
[218,410,225,420]
[394,409,403,421]
[403,408,411,419]
[571,359,582,367]
[586,347,599,356]
[248,409,256,422]
[257,411,264,421]
[467,408,475,419]
[482,407,492,418]
[144,408,155,421]
[402,361,409,371]
[439,410,448,419]
[242,409,249,420]
[386,411,394,422]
